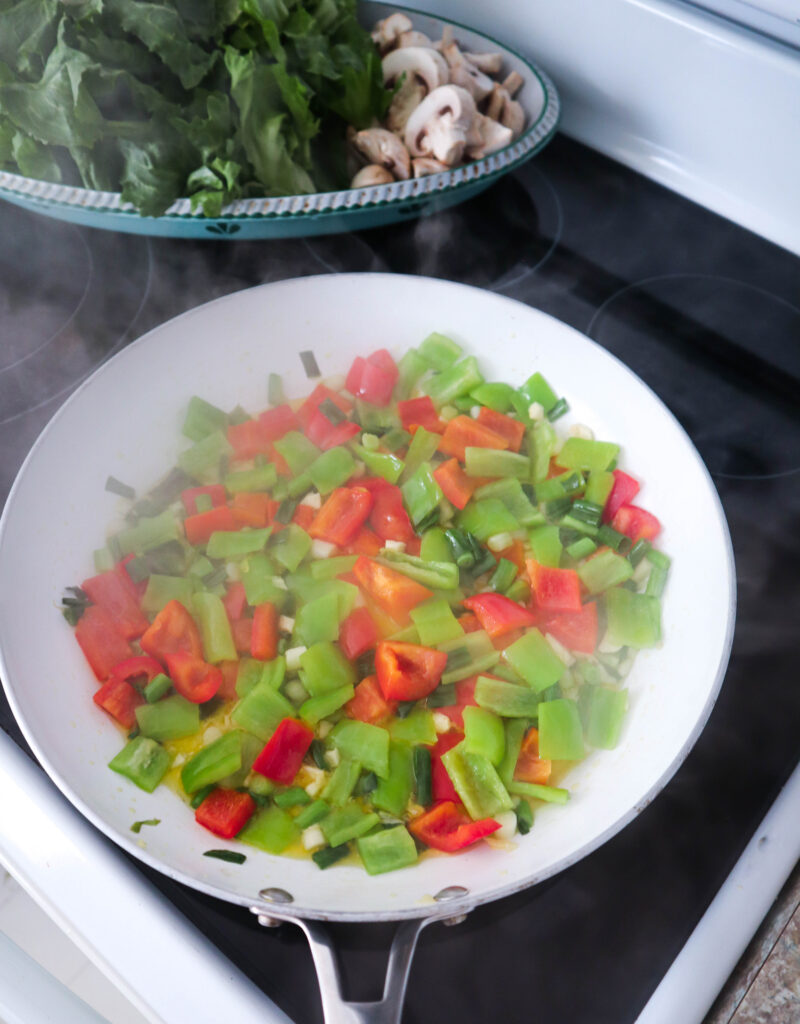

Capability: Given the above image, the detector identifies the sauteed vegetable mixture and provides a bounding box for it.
[64,336,668,875]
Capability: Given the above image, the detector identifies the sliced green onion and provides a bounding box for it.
[312,844,350,869]
[318,398,347,425]
[570,500,603,527]
[413,747,432,807]
[130,818,160,833]
[268,373,285,406]
[546,397,570,421]
[105,475,136,500]
[646,548,671,570]
[300,350,321,378]
[515,800,533,834]
[628,539,651,566]
[190,784,215,809]
[597,525,631,552]
[204,849,246,864]
[566,537,597,560]
[488,558,517,593]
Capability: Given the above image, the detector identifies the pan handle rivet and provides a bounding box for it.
[258,887,294,904]
[433,886,469,902]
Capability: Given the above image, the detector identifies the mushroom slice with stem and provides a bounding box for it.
[465,115,513,160]
[411,157,449,178]
[465,51,504,75]
[502,71,524,98]
[442,42,494,102]
[404,84,478,166]
[371,13,413,53]
[382,47,449,95]
[351,165,395,188]
[486,85,527,140]
[353,127,411,180]
[397,30,432,48]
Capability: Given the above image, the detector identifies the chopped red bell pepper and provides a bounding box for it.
[369,483,415,542]
[75,605,133,681]
[291,503,315,531]
[345,675,398,725]
[352,557,433,624]
[476,407,525,452]
[251,602,279,661]
[222,581,248,622]
[431,732,462,803]
[181,485,227,516]
[81,568,149,640]
[227,419,271,460]
[438,415,509,462]
[218,660,240,701]
[433,458,479,510]
[306,407,361,450]
[461,592,538,638]
[140,600,203,663]
[409,801,501,852]
[374,641,448,701]
[457,612,482,634]
[252,718,315,785]
[93,675,144,729]
[258,404,301,442]
[266,442,292,477]
[398,397,445,434]
[108,656,164,688]
[339,606,379,660]
[184,505,239,546]
[231,616,253,654]
[230,492,274,528]
[345,350,398,407]
[611,504,662,543]
[514,727,552,785]
[165,651,223,704]
[526,560,583,612]
[309,487,373,547]
[603,469,640,523]
[297,384,352,431]
[495,537,527,574]
[434,675,479,731]
[540,601,598,654]
[344,526,384,557]
[195,788,256,839]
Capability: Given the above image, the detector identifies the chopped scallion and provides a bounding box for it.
[547,397,570,421]
[130,818,160,833]
[300,351,321,378]
[105,475,136,500]
[203,849,247,864]
[312,843,350,869]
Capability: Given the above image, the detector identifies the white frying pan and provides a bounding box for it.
[0,275,735,1022]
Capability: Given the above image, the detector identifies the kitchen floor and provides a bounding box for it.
[0,869,148,1024]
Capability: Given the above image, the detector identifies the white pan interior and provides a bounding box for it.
[0,274,735,921]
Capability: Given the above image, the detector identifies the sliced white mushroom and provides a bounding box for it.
[404,84,478,166]
[486,85,526,140]
[411,156,449,177]
[382,47,449,95]
[351,164,395,188]
[371,13,413,53]
[442,42,494,102]
[465,114,513,159]
[397,30,432,48]
[464,51,504,75]
[502,70,525,98]
[353,127,411,180]
[486,84,505,122]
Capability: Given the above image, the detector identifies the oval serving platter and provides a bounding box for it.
[0,3,559,240]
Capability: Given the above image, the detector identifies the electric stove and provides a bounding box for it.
[1,134,799,1024]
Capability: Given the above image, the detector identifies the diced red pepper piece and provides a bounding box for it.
[526,560,583,613]
[309,487,374,547]
[431,732,462,803]
[375,641,448,701]
[93,675,144,729]
[461,592,538,638]
[398,397,445,434]
[345,356,368,397]
[266,442,292,477]
[195,788,256,839]
[222,582,248,622]
[514,727,552,785]
[352,557,433,624]
[458,612,482,634]
[184,505,239,547]
[291,504,315,531]
[251,602,279,661]
[339,606,379,660]
[492,626,527,651]
[140,600,203,663]
[540,601,599,654]
[611,504,662,543]
[603,469,640,523]
[495,538,527,574]
[433,458,479,511]
[165,652,223,704]
[435,675,480,731]
[297,385,352,431]
[476,407,525,452]
[218,660,239,701]
[409,800,501,852]
[346,350,398,407]
[181,485,227,516]
[75,605,133,681]
[305,407,360,450]
[345,675,397,725]
[345,526,384,557]
[252,718,315,785]
[230,492,274,528]
[258,404,300,442]
[81,568,149,640]
[461,593,533,637]
[232,617,254,654]
[438,415,510,462]
[227,419,271,460]
[369,482,415,542]
[108,656,164,689]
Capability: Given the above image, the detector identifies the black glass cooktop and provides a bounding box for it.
[2,135,799,1024]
